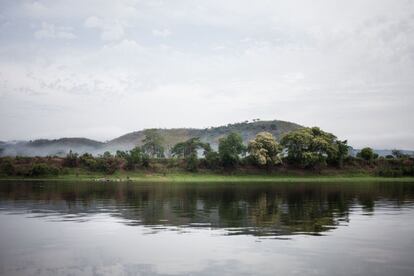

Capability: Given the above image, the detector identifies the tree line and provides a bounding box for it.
[1,127,413,177]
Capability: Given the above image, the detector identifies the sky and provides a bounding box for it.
[0,0,413,149]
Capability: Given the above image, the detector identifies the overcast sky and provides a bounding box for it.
[0,0,413,149]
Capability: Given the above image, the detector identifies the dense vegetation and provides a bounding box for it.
[0,127,413,178]
[0,120,302,157]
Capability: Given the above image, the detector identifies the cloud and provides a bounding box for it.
[84,16,125,41]
[34,22,76,40]
[152,28,172,37]
[0,0,413,148]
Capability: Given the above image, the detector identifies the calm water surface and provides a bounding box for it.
[1,181,414,275]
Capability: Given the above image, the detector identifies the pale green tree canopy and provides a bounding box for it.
[248,132,282,167]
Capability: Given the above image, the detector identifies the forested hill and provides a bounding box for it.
[106,120,303,152]
[0,120,302,156]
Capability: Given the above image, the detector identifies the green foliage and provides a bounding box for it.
[117,146,148,170]
[377,167,404,177]
[0,158,15,176]
[63,150,78,167]
[172,137,207,158]
[79,153,98,170]
[185,153,199,172]
[142,129,165,158]
[171,137,211,172]
[376,158,414,177]
[80,152,122,174]
[29,163,59,176]
[218,132,246,168]
[96,153,122,174]
[248,132,282,168]
[204,151,220,169]
[357,147,377,161]
[334,140,349,168]
[280,127,348,168]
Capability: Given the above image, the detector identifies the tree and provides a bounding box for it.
[79,153,98,170]
[171,137,206,158]
[0,158,15,176]
[280,127,348,168]
[334,140,349,168]
[142,129,165,158]
[357,147,377,161]
[204,151,220,169]
[218,132,246,168]
[392,149,405,159]
[63,150,78,167]
[171,137,210,172]
[117,146,147,170]
[96,152,122,174]
[248,132,282,168]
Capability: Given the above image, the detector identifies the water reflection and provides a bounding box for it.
[1,181,414,237]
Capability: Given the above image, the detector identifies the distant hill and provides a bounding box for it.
[0,120,302,156]
[0,138,104,157]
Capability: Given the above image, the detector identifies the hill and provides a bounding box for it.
[0,138,104,157]
[106,120,303,152]
[0,120,302,156]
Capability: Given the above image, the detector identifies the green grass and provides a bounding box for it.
[1,171,414,183]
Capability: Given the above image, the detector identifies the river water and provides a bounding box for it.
[1,181,414,275]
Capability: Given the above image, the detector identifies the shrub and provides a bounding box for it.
[96,155,122,174]
[0,158,15,176]
[79,153,98,170]
[376,166,403,177]
[63,150,78,167]
[204,151,220,169]
[185,153,199,172]
[29,163,59,176]
[357,147,377,161]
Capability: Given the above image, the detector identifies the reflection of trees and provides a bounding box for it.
[1,181,414,237]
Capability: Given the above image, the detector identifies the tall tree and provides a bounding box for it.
[142,129,165,158]
[218,132,246,168]
[280,127,348,168]
[357,147,377,161]
[171,137,203,158]
[248,132,282,168]
[171,137,210,171]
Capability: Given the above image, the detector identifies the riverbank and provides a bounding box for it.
[1,172,414,183]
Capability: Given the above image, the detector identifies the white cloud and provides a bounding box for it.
[0,0,414,148]
[152,28,172,37]
[34,22,76,40]
[84,16,125,41]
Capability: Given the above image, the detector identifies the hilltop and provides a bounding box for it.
[0,120,302,157]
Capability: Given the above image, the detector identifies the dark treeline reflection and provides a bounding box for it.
[1,181,414,237]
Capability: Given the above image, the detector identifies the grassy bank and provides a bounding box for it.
[1,171,414,183]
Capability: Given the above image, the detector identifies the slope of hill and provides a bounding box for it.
[106,120,303,152]
[0,138,104,157]
[0,120,302,156]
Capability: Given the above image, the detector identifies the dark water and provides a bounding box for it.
[1,181,414,275]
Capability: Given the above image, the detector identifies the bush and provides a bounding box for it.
[0,158,15,176]
[204,151,220,169]
[357,147,377,161]
[376,166,404,177]
[96,155,122,174]
[79,153,98,170]
[63,150,78,167]
[185,154,199,172]
[29,163,59,176]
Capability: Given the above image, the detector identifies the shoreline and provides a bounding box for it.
[1,173,414,183]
